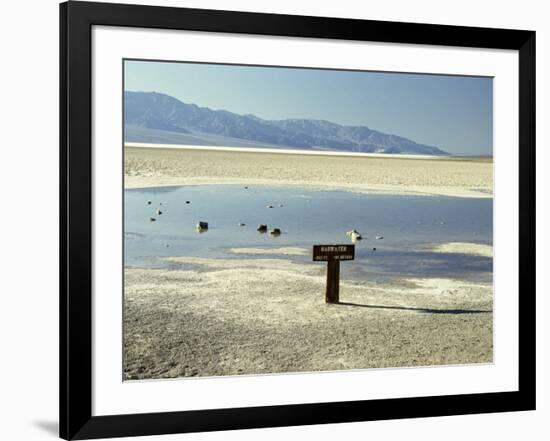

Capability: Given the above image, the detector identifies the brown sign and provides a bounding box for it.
[313,244,355,262]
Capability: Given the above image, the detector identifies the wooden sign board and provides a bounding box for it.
[313,244,355,303]
[312,244,355,262]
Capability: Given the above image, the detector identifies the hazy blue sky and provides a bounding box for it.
[125,60,493,156]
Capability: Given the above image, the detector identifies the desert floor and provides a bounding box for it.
[124,146,493,198]
[123,146,493,380]
[124,254,492,379]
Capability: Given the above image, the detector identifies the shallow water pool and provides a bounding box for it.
[125,184,493,283]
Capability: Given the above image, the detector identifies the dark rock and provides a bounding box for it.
[257,224,268,233]
[196,221,208,230]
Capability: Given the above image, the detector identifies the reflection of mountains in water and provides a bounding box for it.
[124,91,449,155]
[125,232,146,240]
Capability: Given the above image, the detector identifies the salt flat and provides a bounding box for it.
[123,145,493,379]
[124,258,492,379]
[124,146,493,198]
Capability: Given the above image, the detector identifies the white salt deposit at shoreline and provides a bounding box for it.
[227,247,309,256]
[430,242,493,258]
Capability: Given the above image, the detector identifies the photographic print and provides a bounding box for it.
[123,60,494,381]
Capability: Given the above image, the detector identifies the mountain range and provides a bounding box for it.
[124,91,449,155]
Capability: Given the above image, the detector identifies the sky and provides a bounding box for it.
[124,59,493,156]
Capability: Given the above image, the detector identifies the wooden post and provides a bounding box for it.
[325,260,340,304]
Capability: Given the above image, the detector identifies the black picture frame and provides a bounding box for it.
[60,1,536,439]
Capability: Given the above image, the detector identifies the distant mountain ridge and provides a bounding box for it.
[124,91,449,155]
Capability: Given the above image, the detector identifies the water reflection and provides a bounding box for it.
[125,184,493,283]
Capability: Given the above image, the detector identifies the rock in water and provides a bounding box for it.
[269,228,281,236]
[149,217,156,222]
[185,201,190,204]
[266,205,274,208]
[238,223,246,226]
[147,201,152,205]
[196,221,208,231]
[347,229,362,241]
[156,210,162,215]
[257,224,268,233]
[375,236,383,240]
